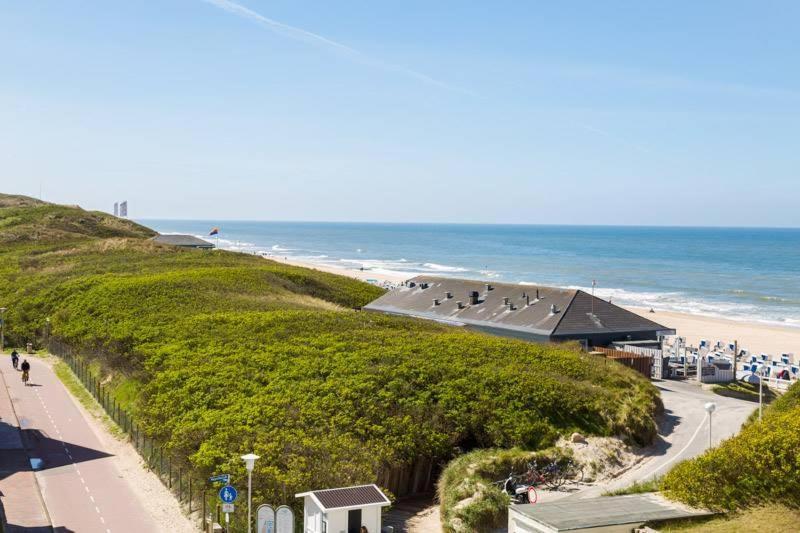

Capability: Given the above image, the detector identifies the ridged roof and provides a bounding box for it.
[365,276,670,338]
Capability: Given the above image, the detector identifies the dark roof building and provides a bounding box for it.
[364,276,674,347]
[151,234,214,249]
[296,484,391,512]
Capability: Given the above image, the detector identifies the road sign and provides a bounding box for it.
[275,506,294,533]
[257,504,275,533]
[219,485,238,504]
[209,474,231,484]
[222,503,235,514]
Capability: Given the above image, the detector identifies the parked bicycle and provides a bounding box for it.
[524,459,584,490]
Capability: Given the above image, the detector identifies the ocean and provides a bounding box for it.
[142,220,800,328]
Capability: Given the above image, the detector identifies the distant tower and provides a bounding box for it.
[119,201,128,218]
[113,202,119,217]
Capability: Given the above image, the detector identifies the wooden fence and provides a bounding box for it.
[590,347,653,379]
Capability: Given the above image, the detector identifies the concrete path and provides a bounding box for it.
[1,356,157,533]
[572,379,756,499]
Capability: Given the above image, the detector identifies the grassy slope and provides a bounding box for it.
[655,505,800,532]
[662,381,800,511]
[0,194,661,513]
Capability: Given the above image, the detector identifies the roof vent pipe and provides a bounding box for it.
[433,298,440,306]
[526,295,531,306]
[486,283,493,291]
[503,297,509,305]
[457,301,464,309]
[550,304,558,314]
[445,291,453,299]
[469,291,480,305]
[536,289,540,299]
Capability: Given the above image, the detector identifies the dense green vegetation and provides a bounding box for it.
[0,194,660,518]
[662,381,800,511]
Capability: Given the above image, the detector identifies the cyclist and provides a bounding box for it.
[10,349,19,370]
[20,359,30,386]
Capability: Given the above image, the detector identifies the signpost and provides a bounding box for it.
[275,506,294,533]
[210,474,231,484]
[219,485,238,529]
[219,485,238,504]
[256,504,275,533]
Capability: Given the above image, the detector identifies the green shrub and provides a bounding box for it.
[661,382,800,511]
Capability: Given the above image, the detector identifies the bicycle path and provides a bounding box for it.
[0,357,51,532]
[1,356,157,532]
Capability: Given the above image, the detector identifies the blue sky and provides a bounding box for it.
[2,1,798,226]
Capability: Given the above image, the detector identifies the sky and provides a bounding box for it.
[1,1,799,226]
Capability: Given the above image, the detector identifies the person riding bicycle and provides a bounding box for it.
[10,350,19,369]
[20,359,30,385]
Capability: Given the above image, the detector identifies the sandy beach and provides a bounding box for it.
[279,256,800,356]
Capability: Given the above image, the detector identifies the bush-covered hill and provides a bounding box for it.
[0,194,661,514]
[0,193,155,243]
[661,381,800,511]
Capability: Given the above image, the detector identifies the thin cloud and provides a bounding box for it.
[201,0,468,94]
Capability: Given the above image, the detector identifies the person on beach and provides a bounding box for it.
[10,349,19,369]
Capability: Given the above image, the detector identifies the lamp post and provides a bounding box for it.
[241,453,260,533]
[704,401,717,448]
[0,307,7,353]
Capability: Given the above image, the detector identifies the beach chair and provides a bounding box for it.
[749,354,758,364]
[699,339,708,349]
[760,353,769,362]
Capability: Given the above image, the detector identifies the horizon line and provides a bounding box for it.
[134,217,800,231]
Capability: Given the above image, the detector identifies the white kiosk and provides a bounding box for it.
[296,484,391,533]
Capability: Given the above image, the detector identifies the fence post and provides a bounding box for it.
[179,468,183,501]
[168,457,172,488]
[189,477,193,513]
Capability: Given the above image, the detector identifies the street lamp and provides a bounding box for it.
[241,453,260,533]
[0,307,7,353]
[704,401,717,448]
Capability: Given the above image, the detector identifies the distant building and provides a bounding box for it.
[364,276,675,348]
[151,234,214,249]
[113,202,119,217]
[296,484,391,533]
[119,201,128,218]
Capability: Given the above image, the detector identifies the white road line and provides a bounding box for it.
[95,506,101,514]
[649,412,709,477]
[90,495,95,503]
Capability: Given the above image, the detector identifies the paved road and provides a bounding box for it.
[573,379,756,499]
[1,357,157,532]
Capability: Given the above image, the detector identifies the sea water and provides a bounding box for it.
[143,220,800,328]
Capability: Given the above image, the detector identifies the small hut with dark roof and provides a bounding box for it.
[296,484,391,533]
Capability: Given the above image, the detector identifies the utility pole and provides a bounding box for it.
[759,366,764,421]
[704,402,717,447]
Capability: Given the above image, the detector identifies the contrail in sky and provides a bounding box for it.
[202,0,467,94]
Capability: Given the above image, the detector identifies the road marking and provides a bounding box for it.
[95,506,101,514]
[649,412,709,478]
[90,495,95,502]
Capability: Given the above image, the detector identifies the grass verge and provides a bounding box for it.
[53,361,124,438]
[602,476,662,496]
[711,381,775,404]
[651,504,800,531]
